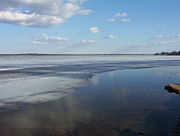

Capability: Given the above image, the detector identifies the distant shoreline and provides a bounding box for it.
[0,54,155,56]
[0,54,179,56]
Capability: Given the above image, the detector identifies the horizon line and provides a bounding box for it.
[0,53,155,56]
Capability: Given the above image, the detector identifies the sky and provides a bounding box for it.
[0,0,180,54]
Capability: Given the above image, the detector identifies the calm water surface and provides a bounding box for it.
[0,66,179,136]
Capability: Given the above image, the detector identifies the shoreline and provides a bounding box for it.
[0,54,155,56]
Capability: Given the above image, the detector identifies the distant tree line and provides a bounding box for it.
[154,50,180,55]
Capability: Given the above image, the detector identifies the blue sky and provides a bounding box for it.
[0,0,180,54]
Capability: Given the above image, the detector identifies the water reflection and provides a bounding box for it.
[0,66,179,136]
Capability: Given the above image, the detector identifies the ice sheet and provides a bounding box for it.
[0,55,179,109]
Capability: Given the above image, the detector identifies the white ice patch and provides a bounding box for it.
[0,76,87,107]
[0,55,180,70]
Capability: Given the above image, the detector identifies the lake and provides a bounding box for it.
[0,55,179,136]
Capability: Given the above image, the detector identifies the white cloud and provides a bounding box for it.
[107,12,130,23]
[32,41,49,45]
[68,0,87,3]
[60,3,81,18]
[134,40,180,47]
[121,18,131,23]
[81,40,96,44]
[153,34,180,39]
[79,9,93,15]
[33,34,70,45]
[0,11,65,27]
[0,0,92,27]
[114,12,128,18]
[104,35,119,39]
[89,27,100,34]
[107,18,116,22]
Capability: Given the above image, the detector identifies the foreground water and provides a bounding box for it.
[0,55,179,136]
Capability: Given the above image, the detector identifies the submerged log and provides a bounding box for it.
[165,84,180,95]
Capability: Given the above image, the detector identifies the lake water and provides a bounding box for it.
[0,55,179,136]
